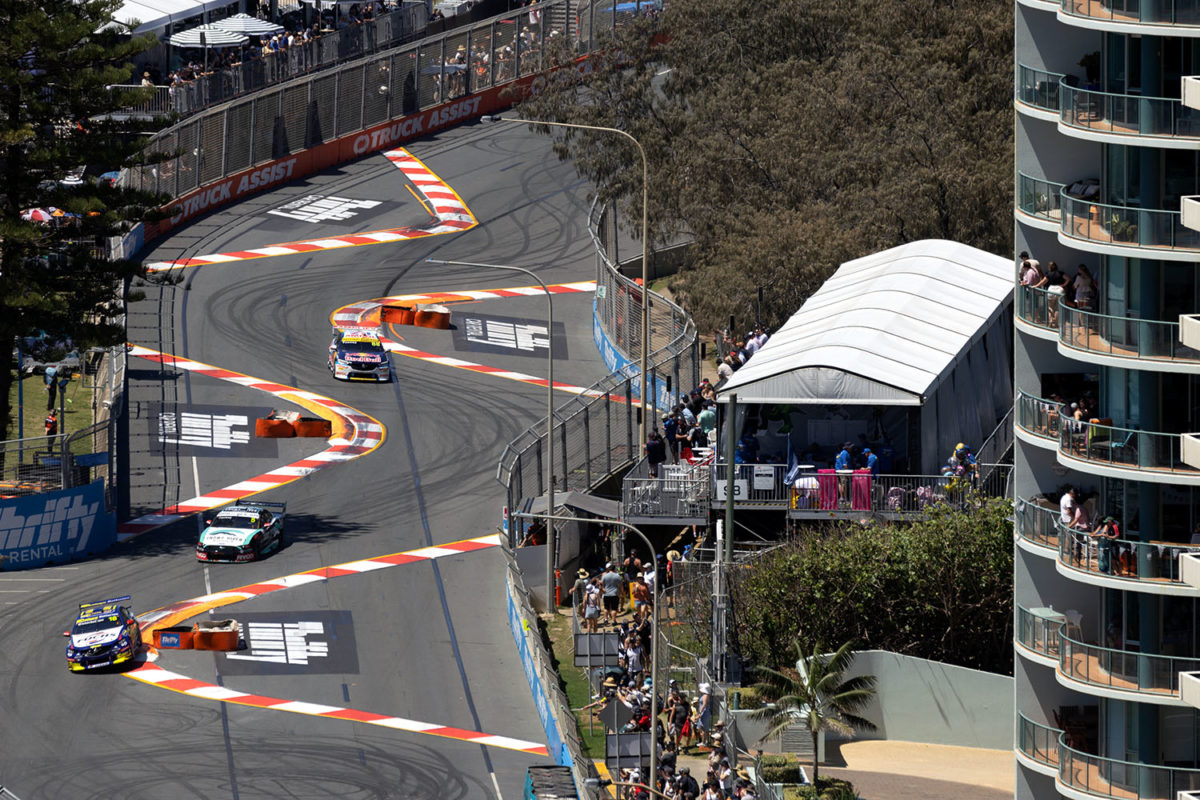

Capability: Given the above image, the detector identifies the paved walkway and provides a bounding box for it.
[673,740,1013,800]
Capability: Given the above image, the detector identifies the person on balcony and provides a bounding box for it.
[1072,264,1097,311]
[1090,516,1121,574]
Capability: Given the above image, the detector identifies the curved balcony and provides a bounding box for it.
[1059,305,1200,371]
[1018,65,1066,113]
[1058,418,1200,483]
[1015,496,1061,553]
[1017,713,1062,776]
[1060,84,1200,143]
[1059,632,1200,702]
[1017,173,1066,229]
[1059,736,1200,799]
[1017,604,1064,664]
[1059,0,1200,30]
[1060,195,1200,256]
[1016,390,1061,448]
[1056,522,1200,592]
[1016,285,1059,338]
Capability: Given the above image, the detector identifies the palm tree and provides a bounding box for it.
[750,639,877,785]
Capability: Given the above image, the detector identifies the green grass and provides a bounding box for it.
[5,370,92,442]
[542,612,606,759]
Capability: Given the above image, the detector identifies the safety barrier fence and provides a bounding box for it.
[1059,418,1198,476]
[497,194,699,545]
[108,5,427,120]
[1059,737,1200,800]
[1017,173,1065,223]
[1060,632,1200,698]
[1016,64,1066,112]
[0,344,125,511]
[1016,605,1063,660]
[1060,304,1200,364]
[1056,520,1200,585]
[1014,497,1060,551]
[1016,389,1061,443]
[125,0,664,206]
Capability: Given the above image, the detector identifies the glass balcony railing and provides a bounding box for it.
[1060,737,1200,799]
[1060,0,1200,26]
[1057,521,1200,584]
[1017,173,1066,223]
[1061,194,1200,251]
[1058,418,1200,476]
[1060,84,1200,139]
[1018,64,1067,112]
[1016,284,1057,330]
[1017,713,1062,769]
[1059,305,1200,365]
[1060,632,1200,697]
[1015,496,1060,550]
[1017,605,1063,659]
[1016,391,1061,442]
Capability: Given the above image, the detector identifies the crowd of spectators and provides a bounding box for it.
[1019,250,1097,325]
[716,326,769,384]
[645,379,717,477]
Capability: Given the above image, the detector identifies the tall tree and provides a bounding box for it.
[750,639,877,786]
[516,0,1013,337]
[0,0,162,438]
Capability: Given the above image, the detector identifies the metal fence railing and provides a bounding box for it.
[0,343,125,511]
[497,195,699,544]
[108,5,428,120]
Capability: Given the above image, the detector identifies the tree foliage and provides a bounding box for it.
[0,0,164,437]
[515,0,1013,335]
[750,639,877,786]
[729,499,1014,675]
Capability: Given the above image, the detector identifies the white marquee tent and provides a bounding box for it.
[717,239,1014,473]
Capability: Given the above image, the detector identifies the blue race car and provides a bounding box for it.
[65,596,142,672]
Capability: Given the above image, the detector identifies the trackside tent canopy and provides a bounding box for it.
[113,0,237,36]
[716,239,1014,472]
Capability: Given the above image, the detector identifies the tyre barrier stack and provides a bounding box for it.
[153,620,240,651]
[382,303,450,329]
[255,411,334,438]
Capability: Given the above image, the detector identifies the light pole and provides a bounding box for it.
[426,258,559,614]
[481,114,652,445]
[516,511,660,784]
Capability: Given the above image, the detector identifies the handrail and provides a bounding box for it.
[1060,83,1200,139]
[1058,734,1200,798]
[1060,193,1200,251]
[1058,417,1199,474]
[1016,605,1063,659]
[1017,172,1066,222]
[1016,64,1067,112]
[1014,496,1060,550]
[1017,712,1062,768]
[1016,284,1057,330]
[1059,629,1200,697]
[1059,0,1200,28]
[1060,304,1200,364]
[1056,519,1200,584]
[1015,390,1061,441]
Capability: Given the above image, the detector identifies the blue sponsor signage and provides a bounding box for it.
[507,575,571,766]
[592,300,673,413]
[0,481,116,570]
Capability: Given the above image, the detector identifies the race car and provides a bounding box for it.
[65,596,142,672]
[196,502,286,563]
[328,328,390,382]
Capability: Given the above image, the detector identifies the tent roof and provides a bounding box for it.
[716,240,1013,406]
[113,0,233,35]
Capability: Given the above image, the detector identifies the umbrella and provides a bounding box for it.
[168,24,250,48]
[420,63,467,75]
[21,208,51,222]
[209,13,284,36]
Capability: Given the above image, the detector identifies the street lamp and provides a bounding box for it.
[516,511,660,784]
[427,257,559,614]
[481,114,652,445]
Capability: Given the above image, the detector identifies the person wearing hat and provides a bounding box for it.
[677,765,700,798]
[141,71,154,88]
[863,446,878,477]
[571,567,589,616]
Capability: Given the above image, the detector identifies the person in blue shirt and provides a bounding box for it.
[864,447,879,477]
[662,413,679,464]
[834,442,852,471]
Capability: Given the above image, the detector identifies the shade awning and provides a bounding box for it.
[717,240,1014,406]
[208,13,284,35]
[168,23,250,47]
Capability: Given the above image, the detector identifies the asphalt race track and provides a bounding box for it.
[0,121,612,798]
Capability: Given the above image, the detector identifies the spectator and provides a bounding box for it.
[864,447,879,477]
[44,363,58,410]
[834,441,853,471]
[645,430,667,478]
[663,412,680,464]
[1073,264,1097,311]
[631,578,651,614]
[582,582,601,633]
[140,71,154,88]
[698,401,716,439]
[1090,516,1120,574]
[571,568,589,616]
[44,409,58,437]
[677,766,701,798]
[601,561,622,625]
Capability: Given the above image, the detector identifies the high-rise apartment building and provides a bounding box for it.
[1014,1,1200,798]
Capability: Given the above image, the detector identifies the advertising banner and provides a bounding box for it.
[0,481,116,570]
[507,572,569,766]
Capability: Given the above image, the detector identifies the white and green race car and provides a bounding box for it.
[196,502,285,563]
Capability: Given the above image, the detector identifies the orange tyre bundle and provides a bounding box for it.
[414,303,450,329]
[381,305,415,325]
[255,417,295,438]
[292,418,333,438]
